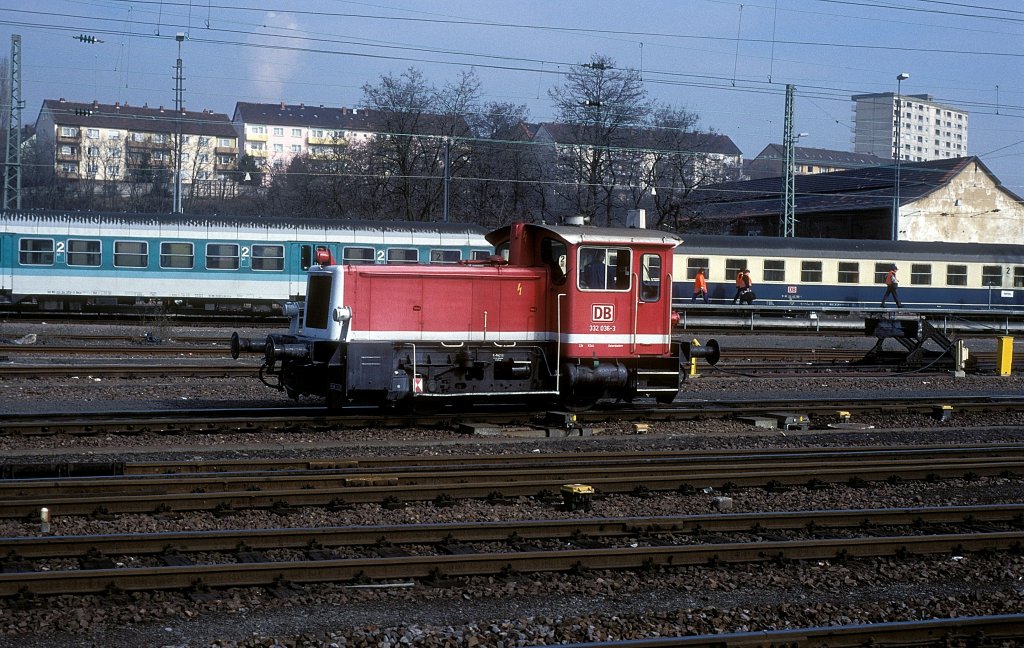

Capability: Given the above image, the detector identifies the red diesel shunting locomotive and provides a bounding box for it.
[231,221,719,409]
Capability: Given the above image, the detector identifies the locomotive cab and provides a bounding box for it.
[489,222,692,407]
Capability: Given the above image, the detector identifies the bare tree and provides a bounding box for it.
[361,67,480,221]
[459,102,547,226]
[548,54,652,226]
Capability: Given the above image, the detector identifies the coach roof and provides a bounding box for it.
[487,222,681,247]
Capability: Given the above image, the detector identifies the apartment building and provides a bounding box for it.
[852,93,968,162]
[231,102,379,171]
[34,99,238,186]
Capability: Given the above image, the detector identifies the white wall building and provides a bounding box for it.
[852,93,968,163]
[232,102,378,173]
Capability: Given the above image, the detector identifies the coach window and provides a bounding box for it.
[471,249,493,262]
[343,247,374,265]
[206,243,240,270]
[801,261,822,282]
[578,246,630,291]
[114,241,148,268]
[874,263,893,284]
[837,262,859,284]
[640,254,662,302]
[725,259,746,283]
[982,265,1002,288]
[387,248,419,264]
[946,264,967,286]
[1014,267,1024,288]
[429,249,462,264]
[252,244,285,271]
[19,239,54,265]
[763,259,785,282]
[160,242,194,269]
[910,264,931,286]
[687,257,709,280]
[66,239,101,267]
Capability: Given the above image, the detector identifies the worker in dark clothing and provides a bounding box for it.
[732,268,752,304]
[881,264,902,308]
[580,249,609,289]
[692,268,709,303]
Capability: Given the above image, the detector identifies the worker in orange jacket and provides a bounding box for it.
[732,268,752,304]
[881,264,902,308]
[692,268,709,303]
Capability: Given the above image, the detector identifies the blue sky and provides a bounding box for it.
[2,0,1022,195]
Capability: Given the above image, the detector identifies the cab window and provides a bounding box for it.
[578,246,630,291]
[640,254,661,302]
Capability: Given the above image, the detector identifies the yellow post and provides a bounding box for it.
[996,336,1013,376]
[690,339,700,377]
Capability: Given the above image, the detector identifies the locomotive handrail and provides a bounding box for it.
[556,292,566,395]
[665,272,674,354]
[630,271,639,354]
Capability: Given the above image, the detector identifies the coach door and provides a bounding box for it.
[0,234,10,294]
[293,243,332,299]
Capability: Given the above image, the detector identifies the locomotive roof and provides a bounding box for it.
[0,210,488,236]
[487,223,681,247]
[679,233,1024,263]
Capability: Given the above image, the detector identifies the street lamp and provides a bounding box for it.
[892,72,909,240]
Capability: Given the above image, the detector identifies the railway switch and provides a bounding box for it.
[561,483,594,511]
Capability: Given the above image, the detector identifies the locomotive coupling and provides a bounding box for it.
[263,335,311,363]
[230,332,260,360]
[681,339,721,366]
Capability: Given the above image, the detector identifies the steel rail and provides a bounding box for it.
[0,530,1019,597]
[0,344,232,356]
[2,504,1020,560]
[553,615,1024,648]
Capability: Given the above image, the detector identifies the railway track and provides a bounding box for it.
[1,393,1022,436]
[0,504,1020,598]
[2,445,1021,518]
[555,616,1024,648]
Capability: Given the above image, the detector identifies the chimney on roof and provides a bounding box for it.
[59,98,66,103]
[299,103,304,109]
[143,103,148,108]
[92,100,99,108]
[280,102,285,110]
[114,102,120,109]
[159,106,164,113]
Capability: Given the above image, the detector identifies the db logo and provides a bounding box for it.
[592,304,615,322]
[787,285,797,294]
